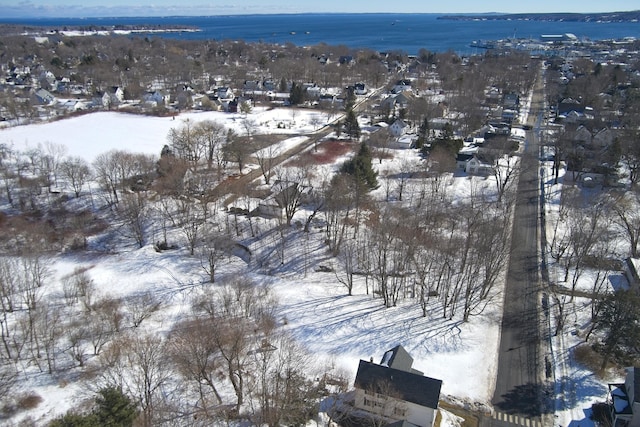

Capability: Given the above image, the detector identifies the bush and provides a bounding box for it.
[574,344,605,376]
[17,393,43,410]
[48,387,137,427]
[49,412,99,427]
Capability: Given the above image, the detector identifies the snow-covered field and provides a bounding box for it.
[0,107,329,162]
[0,106,615,425]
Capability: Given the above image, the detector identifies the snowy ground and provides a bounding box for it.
[0,105,615,425]
[540,162,623,427]
[0,107,329,162]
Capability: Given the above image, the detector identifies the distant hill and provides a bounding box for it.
[439,10,640,23]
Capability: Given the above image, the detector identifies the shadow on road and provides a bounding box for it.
[494,382,554,417]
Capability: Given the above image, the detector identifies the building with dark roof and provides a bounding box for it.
[353,345,442,427]
[609,367,640,427]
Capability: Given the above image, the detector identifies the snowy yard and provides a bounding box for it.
[0,105,618,425]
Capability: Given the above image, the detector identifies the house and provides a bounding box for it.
[94,86,124,109]
[257,181,311,218]
[353,345,442,427]
[562,110,588,124]
[558,97,583,115]
[392,79,412,94]
[216,87,234,100]
[465,153,494,176]
[395,135,418,149]
[503,92,520,110]
[624,258,640,290]
[593,127,614,149]
[501,109,518,123]
[456,152,474,171]
[339,55,355,66]
[143,90,170,107]
[354,82,367,96]
[34,88,56,105]
[609,367,640,427]
[394,92,413,110]
[263,79,278,92]
[573,125,593,146]
[243,80,261,91]
[390,119,409,137]
[60,99,88,112]
[108,86,125,105]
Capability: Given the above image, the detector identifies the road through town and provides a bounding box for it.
[490,67,548,425]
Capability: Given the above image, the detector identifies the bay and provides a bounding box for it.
[2,13,639,54]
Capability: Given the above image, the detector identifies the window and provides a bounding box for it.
[393,407,406,417]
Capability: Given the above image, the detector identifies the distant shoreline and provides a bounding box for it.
[0,24,200,37]
[440,10,640,23]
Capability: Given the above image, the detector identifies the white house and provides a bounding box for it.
[109,86,125,104]
[143,90,170,107]
[390,119,409,137]
[610,367,640,427]
[95,87,124,108]
[465,153,493,176]
[394,135,418,149]
[353,345,442,427]
[624,258,640,291]
[216,86,234,100]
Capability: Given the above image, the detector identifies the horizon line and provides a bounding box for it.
[1,10,639,21]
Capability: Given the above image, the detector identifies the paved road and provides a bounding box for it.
[490,69,548,422]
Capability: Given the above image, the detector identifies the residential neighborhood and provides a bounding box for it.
[0,18,639,427]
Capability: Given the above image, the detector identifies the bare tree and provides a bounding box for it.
[255,143,281,185]
[198,231,233,283]
[272,167,310,226]
[249,332,320,427]
[93,150,122,206]
[0,144,17,205]
[323,174,357,256]
[335,239,358,296]
[168,118,205,172]
[119,191,150,248]
[610,191,640,257]
[197,120,227,172]
[41,141,68,190]
[126,333,172,427]
[87,296,123,355]
[168,317,224,414]
[60,156,91,198]
[33,301,62,373]
[223,129,252,174]
[126,291,162,328]
[174,197,209,256]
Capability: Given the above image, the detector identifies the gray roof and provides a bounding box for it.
[354,360,442,409]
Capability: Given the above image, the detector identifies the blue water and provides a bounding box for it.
[3,14,639,54]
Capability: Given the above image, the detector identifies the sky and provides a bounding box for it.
[1,0,639,18]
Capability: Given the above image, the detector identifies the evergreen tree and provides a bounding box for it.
[594,290,640,370]
[289,82,306,105]
[48,388,137,427]
[95,387,138,427]
[340,142,378,190]
[344,86,356,111]
[416,117,430,149]
[49,413,99,427]
[343,109,361,141]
